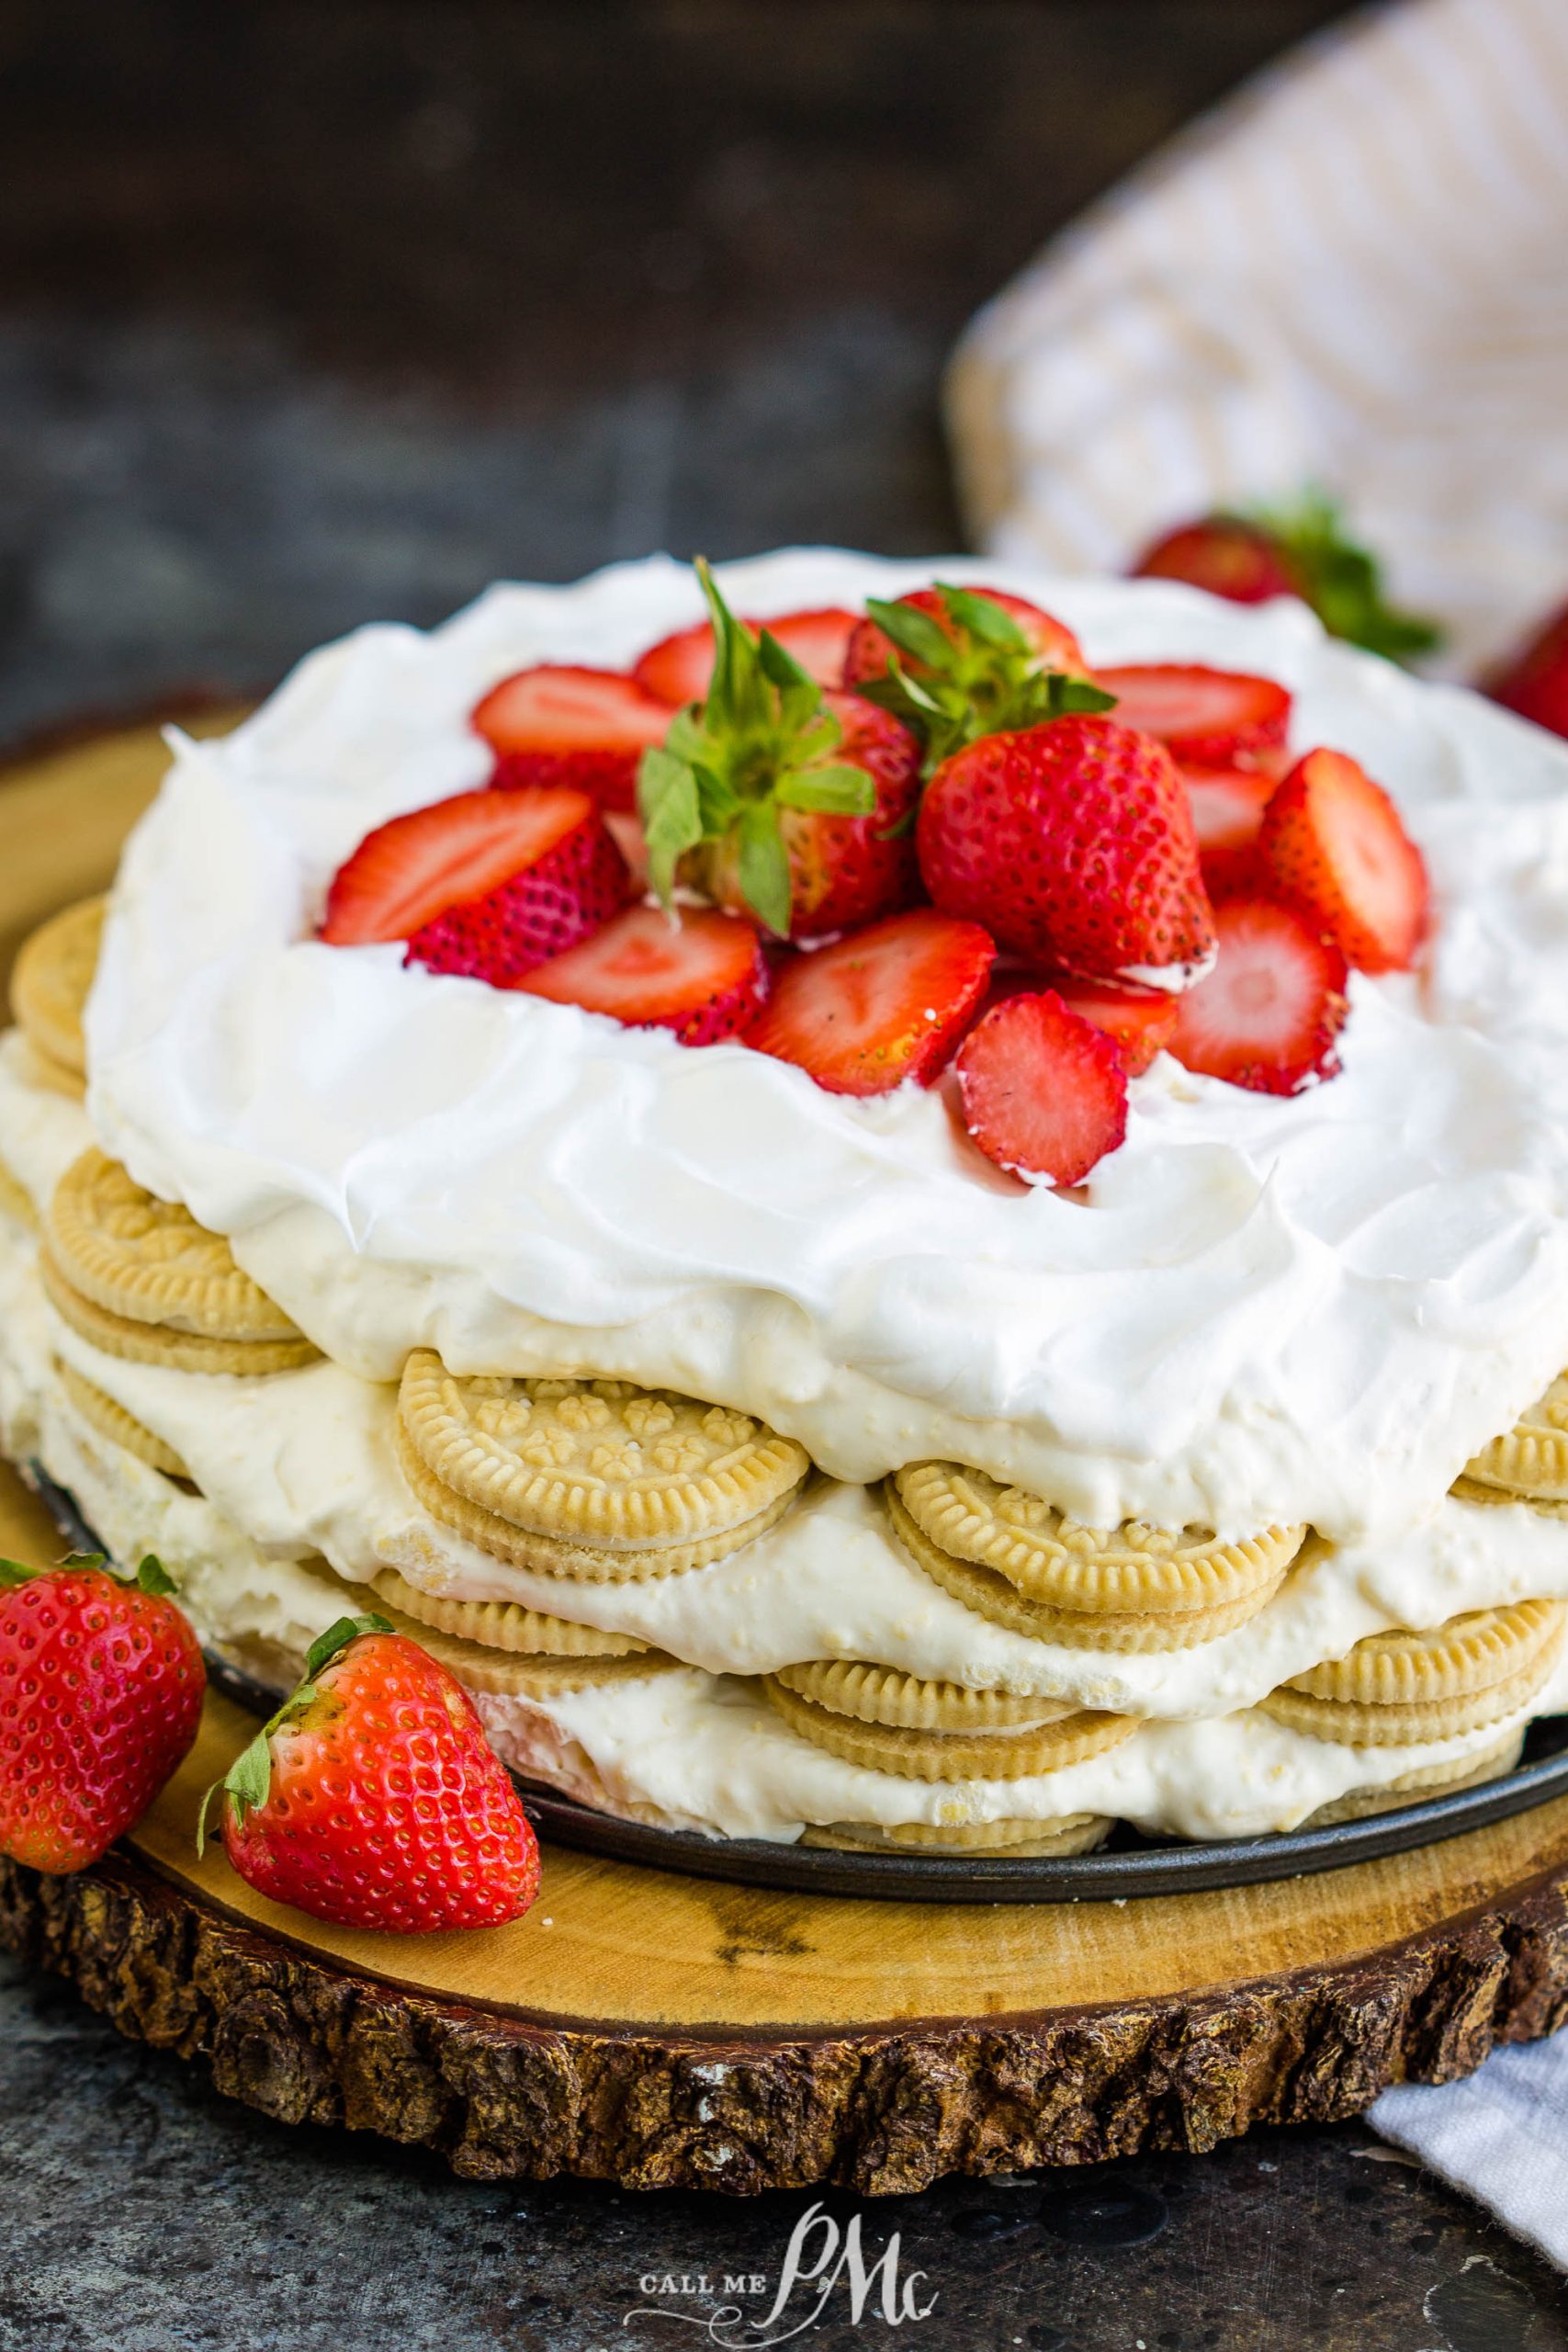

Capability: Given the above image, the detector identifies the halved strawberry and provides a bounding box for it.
[956,991,1128,1185]
[1168,895,1348,1095]
[634,608,859,707]
[1183,763,1277,898]
[918,716,1215,987]
[517,902,767,1046]
[746,909,994,1097]
[321,784,627,982]
[1257,748,1427,973]
[1049,978,1179,1076]
[1097,664,1291,770]
[473,665,671,811]
[842,586,1084,690]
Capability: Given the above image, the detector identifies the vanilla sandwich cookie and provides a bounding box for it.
[773,1656,1077,1733]
[54,1354,191,1481]
[49,1148,306,1342]
[396,1414,801,1581]
[368,1582,682,1700]
[0,1156,35,1229]
[397,1350,809,1574]
[1288,1599,1566,1707]
[21,1041,85,1101]
[1303,1731,1526,1826]
[804,1814,1112,1856]
[369,1565,655,1657]
[894,1462,1304,1617]
[1463,1376,1568,1505]
[1260,1608,1564,1747]
[886,1484,1287,1650]
[39,1245,319,1374]
[10,896,104,1079]
[761,1673,1134,1781]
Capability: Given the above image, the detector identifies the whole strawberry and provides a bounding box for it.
[201,1614,540,1933]
[918,716,1215,986]
[0,1552,205,1872]
[637,559,920,940]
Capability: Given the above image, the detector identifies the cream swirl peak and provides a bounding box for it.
[83,550,1568,1542]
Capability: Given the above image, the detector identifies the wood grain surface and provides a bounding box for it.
[5,718,1568,2192]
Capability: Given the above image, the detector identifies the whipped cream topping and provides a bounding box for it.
[78,552,1568,1545]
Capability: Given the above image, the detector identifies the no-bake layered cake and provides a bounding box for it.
[5,548,1568,1856]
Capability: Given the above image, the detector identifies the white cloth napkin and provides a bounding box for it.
[945,0,1568,2265]
[947,0,1568,678]
[1371,2035,1568,2269]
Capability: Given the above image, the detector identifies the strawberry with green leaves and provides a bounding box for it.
[200,1613,540,1933]
[0,1552,205,1872]
[637,561,920,940]
[844,582,1111,775]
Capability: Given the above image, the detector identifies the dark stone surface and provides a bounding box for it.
[5,4,1566,2343]
[3,1950,1567,2352]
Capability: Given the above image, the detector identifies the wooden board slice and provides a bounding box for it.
[3,718,1568,2195]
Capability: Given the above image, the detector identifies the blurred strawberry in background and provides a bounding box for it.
[1487,600,1568,741]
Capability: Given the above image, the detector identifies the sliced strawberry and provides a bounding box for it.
[1257,748,1427,973]
[747,909,994,1097]
[517,903,767,1046]
[956,991,1128,1185]
[634,608,859,707]
[404,791,629,985]
[1049,978,1179,1076]
[918,716,1215,987]
[473,665,671,811]
[841,586,1084,690]
[1132,516,1300,605]
[1097,664,1291,770]
[321,784,623,963]
[1183,763,1277,898]
[1168,896,1348,1095]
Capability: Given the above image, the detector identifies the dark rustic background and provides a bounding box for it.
[3,6,1567,2348]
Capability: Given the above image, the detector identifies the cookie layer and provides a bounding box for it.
[54,1354,191,1479]
[50,1148,304,1340]
[1465,1375,1568,1502]
[10,896,104,1075]
[893,1461,1303,1613]
[369,1565,651,1657]
[396,1415,800,1580]
[762,1674,1135,1781]
[40,1245,320,1374]
[1287,1599,1565,1705]
[803,1814,1111,1855]
[399,1351,809,1549]
[1259,1624,1563,1746]
[1303,1731,1526,1825]
[773,1657,1074,1732]
[887,1485,1287,1649]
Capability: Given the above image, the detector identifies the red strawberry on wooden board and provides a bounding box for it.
[917,716,1215,988]
[472,665,671,811]
[321,785,630,986]
[843,582,1106,775]
[956,990,1129,1186]
[1168,895,1349,1096]
[1132,494,1441,663]
[518,902,769,1047]
[0,1553,205,1873]
[1257,748,1427,973]
[747,908,994,1097]
[1488,597,1568,741]
[634,607,858,707]
[1182,763,1277,899]
[1095,663,1292,772]
[637,560,920,940]
[201,1614,540,1934]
